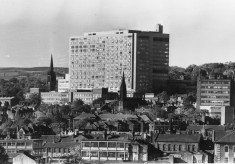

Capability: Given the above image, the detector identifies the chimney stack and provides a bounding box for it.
[155,24,163,33]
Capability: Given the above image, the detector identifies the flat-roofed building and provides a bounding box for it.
[0,97,18,107]
[81,139,148,161]
[214,131,235,163]
[41,91,70,104]
[197,77,235,117]
[58,74,70,92]
[72,88,108,104]
[69,25,169,94]
[0,139,43,160]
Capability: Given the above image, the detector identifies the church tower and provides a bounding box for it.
[47,54,56,91]
[119,72,127,111]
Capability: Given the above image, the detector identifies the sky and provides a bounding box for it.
[1,0,235,68]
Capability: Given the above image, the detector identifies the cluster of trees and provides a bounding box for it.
[169,62,235,80]
[0,77,47,102]
[147,91,208,124]
[0,145,8,163]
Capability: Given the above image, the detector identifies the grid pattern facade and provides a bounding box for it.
[70,32,133,92]
[199,79,231,106]
[69,29,169,93]
[81,140,130,161]
[197,78,235,116]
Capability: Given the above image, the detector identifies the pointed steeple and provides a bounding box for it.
[50,54,54,72]
[47,54,56,91]
[120,71,127,101]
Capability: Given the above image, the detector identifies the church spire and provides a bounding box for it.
[47,54,56,91]
[50,54,54,72]
[120,71,127,101]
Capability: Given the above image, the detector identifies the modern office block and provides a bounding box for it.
[197,77,235,117]
[69,25,169,94]
[58,74,70,92]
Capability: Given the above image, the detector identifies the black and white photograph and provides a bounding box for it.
[0,0,235,163]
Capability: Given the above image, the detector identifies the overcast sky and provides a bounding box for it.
[0,0,235,68]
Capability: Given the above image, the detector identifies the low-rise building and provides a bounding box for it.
[80,139,148,161]
[41,91,70,104]
[58,74,70,92]
[214,130,235,163]
[197,77,235,117]
[0,97,18,107]
[13,152,37,164]
[0,139,43,159]
[187,125,226,141]
[153,133,209,163]
[81,140,130,161]
[154,134,202,153]
[72,88,108,104]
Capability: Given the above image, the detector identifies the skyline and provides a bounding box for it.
[1,0,235,68]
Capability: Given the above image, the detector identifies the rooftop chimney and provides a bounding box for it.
[156,24,163,33]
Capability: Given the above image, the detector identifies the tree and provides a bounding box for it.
[69,144,82,164]
[59,105,71,115]
[149,105,168,120]
[157,91,169,103]
[16,90,25,101]
[72,99,85,113]
[73,99,84,107]
[92,98,105,106]
[169,66,185,80]
[184,95,196,106]
[27,93,41,105]
[80,104,91,113]
[0,145,8,163]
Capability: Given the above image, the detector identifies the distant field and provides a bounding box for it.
[0,67,68,80]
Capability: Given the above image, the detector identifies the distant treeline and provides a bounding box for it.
[169,62,235,80]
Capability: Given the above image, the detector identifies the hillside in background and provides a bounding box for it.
[169,62,235,81]
[0,67,68,80]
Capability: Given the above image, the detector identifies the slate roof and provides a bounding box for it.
[155,134,201,143]
[44,142,78,148]
[41,135,61,143]
[139,115,152,122]
[73,113,96,120]
[34,111,46,118]
[214,130,227,142]
[187,125,226,131]
[99,113,138,121]
[215,130,235,143]
[13,152,36,161]
[19,127,34,135]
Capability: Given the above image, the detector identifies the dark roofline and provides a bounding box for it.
[215,131,235,143]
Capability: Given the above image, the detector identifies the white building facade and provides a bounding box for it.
[58,74,70,92]
[69,26,169,93]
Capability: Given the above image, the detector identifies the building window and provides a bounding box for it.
[108,142,116,148]
[83,142,90,147]
[163,144,166,151]
[99,152,107,157]
[108,152,116,157]
[168,144,171,151]
[90,142,98,147]
[187,145,190,151]
[82,151,89,157]
[179,145,182,151]
[117,142,124,148]
[99,142,107,147]
[225,145,229,152]
[192,145,196,152]
[233,146,235,153]
[224,157,228,163]
[90,151,98,157]
[174,145,177,151]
